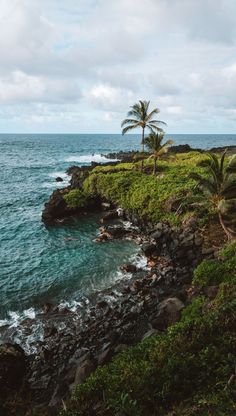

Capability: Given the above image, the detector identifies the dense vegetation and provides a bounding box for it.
[65,152,209,227]
[191,151,236,239]
[61,151,236,415]
[61,242,236,416]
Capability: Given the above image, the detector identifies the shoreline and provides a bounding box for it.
[1,143,235,415]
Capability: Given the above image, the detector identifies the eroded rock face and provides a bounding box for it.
[42,188,72,224]
[151,297,185,330]
[0,343,26,392]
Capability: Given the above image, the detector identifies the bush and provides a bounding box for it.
[193,257,236,287]
[83,153,206,227]
[61,274,236,416]
[63,189,88,209]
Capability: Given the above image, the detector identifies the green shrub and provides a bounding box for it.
[83,153,206,227]
[193,257,236,287]
[61,275,236,416]
[63,189,88,209]
[220,241,236,259]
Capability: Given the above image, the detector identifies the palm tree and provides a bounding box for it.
[191,151,236,240]
[121,100,166,170]
[144,131,173,175]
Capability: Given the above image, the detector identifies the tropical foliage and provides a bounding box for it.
[61,245,236,416]
[144,131,174,174]
[121,100,166,170]
[191,151,236,239]
[83,152,206,226]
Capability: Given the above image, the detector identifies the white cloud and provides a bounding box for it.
[0,0,236,133]
[0,71,81,103]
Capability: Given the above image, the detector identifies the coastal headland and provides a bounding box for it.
[1,144,236,416]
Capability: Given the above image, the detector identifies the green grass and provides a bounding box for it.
[81,152,208,226]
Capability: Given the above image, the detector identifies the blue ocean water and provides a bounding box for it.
[0,133,235,322]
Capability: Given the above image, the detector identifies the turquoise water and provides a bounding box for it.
[0,133,235,322]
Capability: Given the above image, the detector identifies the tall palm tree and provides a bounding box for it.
[121,100,166,170]
[144,131,173,174]
[191,151,236,240]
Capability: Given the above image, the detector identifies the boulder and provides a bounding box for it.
[74,359,96,385]
[0,344,26,393]
[120,263,137,273]
[151,297,185,330]
[100,225,130,239]
[42,189,71,224]
[100,210,118,223]
[141,243,158,257]
[55,176,63,182]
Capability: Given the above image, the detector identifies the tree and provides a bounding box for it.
[121,100,166,170]
[191,151,236,240]
[144,131,173,174]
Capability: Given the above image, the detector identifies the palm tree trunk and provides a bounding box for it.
[153,157,157,175]
[141,127,145,172]
[218,212,236,240]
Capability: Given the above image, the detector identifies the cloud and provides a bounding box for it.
[0,0,236,133]
[0,71,81,103]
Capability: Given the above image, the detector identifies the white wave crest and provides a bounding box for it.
[0,307,36,329]
[49,171,69,180]
[65,154,119,163]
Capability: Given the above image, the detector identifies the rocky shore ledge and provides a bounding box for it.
[0,144,233,415]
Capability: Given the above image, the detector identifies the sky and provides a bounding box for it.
[0,0,236,134]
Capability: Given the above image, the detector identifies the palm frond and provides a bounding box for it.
[121,118,140,127]
[221,182,236,200]
[147,124,164,132]
[146,109,160,122]
[220,150,227,173]
[190,172,217,195]
[226,155,236,174]
[121,124,140,135]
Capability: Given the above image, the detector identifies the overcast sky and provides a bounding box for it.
[0,0,236,134]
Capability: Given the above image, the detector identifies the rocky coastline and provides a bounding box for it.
[0,144,232,415]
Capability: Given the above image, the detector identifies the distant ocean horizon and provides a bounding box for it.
[0,133,235,344]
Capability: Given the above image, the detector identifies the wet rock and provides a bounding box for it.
[120,263,137,273]
[42,188,71,224]
[96,300,109,309]
[55,176,63,182]
[100,210,118,223]
[43,302,54,314]
[151,297,185,330]
[44,326,58,338]
[99,225,131,239]
[95,234,109,243]
[141,243,158,257]
[0,344,26,392]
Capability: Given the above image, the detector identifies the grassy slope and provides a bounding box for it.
[62,153,236,416]
[61,243,236,416]
[65,152,209,226]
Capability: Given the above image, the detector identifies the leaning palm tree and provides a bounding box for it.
[191,151,236,240]
[144,131,173,175]
[121,100,166,170]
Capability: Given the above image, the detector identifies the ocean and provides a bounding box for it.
[0,133,235,327]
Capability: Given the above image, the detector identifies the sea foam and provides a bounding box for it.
[65,154,118,163]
